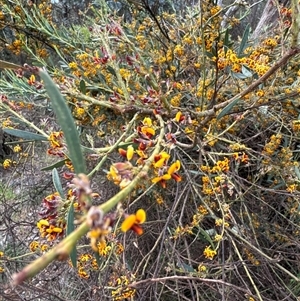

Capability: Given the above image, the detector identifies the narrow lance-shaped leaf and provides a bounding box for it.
[79,80,86,94]
[41,159,67,171]
[67,200,77,268]
[238,24,250,57]
[217,98,240,120]
[39,69,86,174]
[52,168,65,199]
[94,251,101,268]
[3,128,47,141]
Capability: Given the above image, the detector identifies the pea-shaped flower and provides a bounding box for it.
[121,209,146,235]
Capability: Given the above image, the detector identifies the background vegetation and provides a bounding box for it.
[1,0,300,300]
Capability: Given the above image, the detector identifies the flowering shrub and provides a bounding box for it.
[1,0,300,300]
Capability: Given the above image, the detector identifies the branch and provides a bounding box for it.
[129,275,252,295]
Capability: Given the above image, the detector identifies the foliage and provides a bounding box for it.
[1,0,300,300]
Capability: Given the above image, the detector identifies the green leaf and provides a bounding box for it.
[241,65,253,78]
[205,51,215,59]
[39,69,86,174]
[67,200,77,268]
[231,71,249,79]
[217,98,240,120]
[41,159,67,171]
[177,261,194,272]
[94,251,101,268]
[223,28,230,55]
[295,165,300,180]
[3,128,47,141]
[79,80,86,94]
[238,24,250,57]
[52,168,65,199]
[107,66,117,77]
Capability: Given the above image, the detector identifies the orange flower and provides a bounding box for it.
[121,209,146,235]
[118,148,127,157]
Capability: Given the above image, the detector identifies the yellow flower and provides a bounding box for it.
[141,126,155,137]
[74,107,86,118]
[46,225,63,234]
[175,111,181,122]
[78,267,89,279]
[152,173,171,184]
[198,264,207,272]
[153,152,170,168]
[215,218,223,226]
[29,241,40,252]
[121,209,146,235]
[37,48,48,58]
[69,62,78,69]
[13,145,22,153]
[37,219,49,229]
[98,240,111,256]
[48,131,63,148]
[2,159,12,169]
[214,234,223,242]
[41,244,48,252]
[168,160,180,175]
[170,94,181,106]
[119,68,131,80]
[127,145,134,161]
[287,184,297,193]
[174,45,184,57]
[28,74,35,85]
[203,246,217,260]
[152,159,181,187]
[210,5,221,15]
[142,117,152,126]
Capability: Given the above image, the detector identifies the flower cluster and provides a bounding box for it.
[109,273,136,301]
[29,241,48,253]
[37,193,65,241]
[203,245,217,260]
[152,157,181,188]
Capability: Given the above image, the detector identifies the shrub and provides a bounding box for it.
[1,0,300,300]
